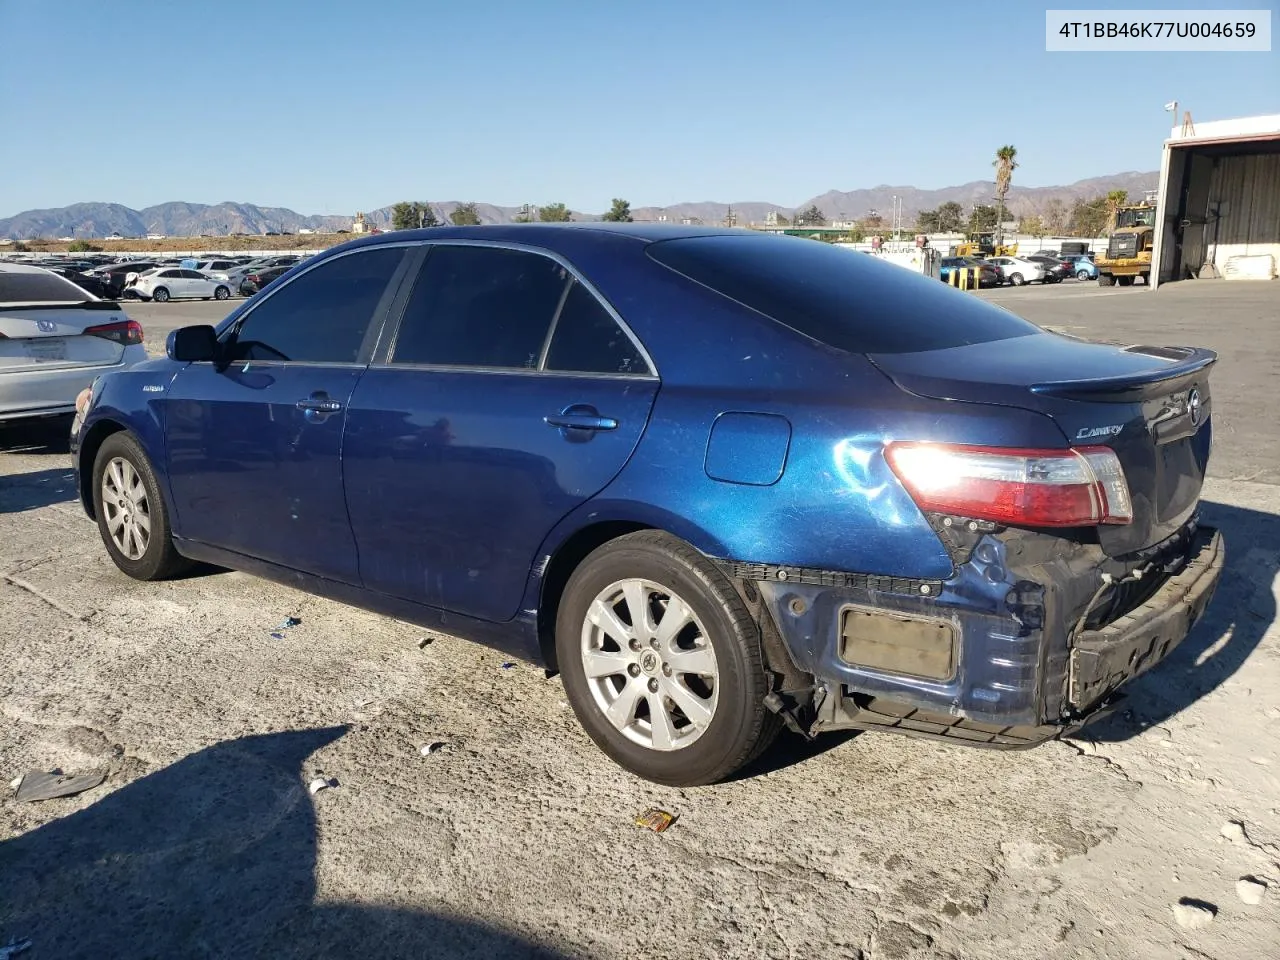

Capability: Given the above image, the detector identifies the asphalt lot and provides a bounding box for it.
[2,280,1278,959]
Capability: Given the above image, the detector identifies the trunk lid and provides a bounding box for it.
[0,303,130,371]
[869,332,1215,556]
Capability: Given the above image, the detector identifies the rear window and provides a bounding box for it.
[646,235,1042,354]
[0,269,91,303]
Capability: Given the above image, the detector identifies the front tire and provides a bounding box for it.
[1098,273,1115,286]
[152,286,170,302]
[1009,272,1025,286]
[92,433,193,580]
[1117,275,1135,287]
[1077,269,1090,280]
[556,531,780,786]
[214,285,230,300]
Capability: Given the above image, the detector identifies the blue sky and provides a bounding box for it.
[1,0,1275,216]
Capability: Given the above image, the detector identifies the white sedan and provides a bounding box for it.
[124,268,233,302]
[983,256,1048,286]
[0,264,147,423]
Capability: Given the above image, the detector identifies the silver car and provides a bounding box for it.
[124,268,233,302]
[0,264,148,423]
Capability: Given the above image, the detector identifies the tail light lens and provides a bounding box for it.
[885,443,1133,527]
[83,319,144,346]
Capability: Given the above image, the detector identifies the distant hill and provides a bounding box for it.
[0,172,1158,239]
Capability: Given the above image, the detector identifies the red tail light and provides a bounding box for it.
[84,319,144,346]
[885,443,1133,527]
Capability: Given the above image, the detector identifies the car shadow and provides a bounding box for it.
[0,727,570,959]
[1081,500,1278,742]
[729,729,861,782]
[0,415,73,455]
[0,467,78,514]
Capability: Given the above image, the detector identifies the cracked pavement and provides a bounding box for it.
[2,283,1278,959]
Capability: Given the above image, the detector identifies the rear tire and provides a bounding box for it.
[1117,275,1135,287]
[556,531,780,786]
[153,287,170,302]
[92,433,193,581]
[1098,274,1115,287]
[1076,269,1090,280]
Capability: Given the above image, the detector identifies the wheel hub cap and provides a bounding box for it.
[580,578,720,752]
[101,456,150,561]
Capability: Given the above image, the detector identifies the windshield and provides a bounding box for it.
[647,234,1042,354]
[1116,207,1155,228]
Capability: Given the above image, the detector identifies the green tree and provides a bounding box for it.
[1017,215,1046,237]
[917,209,940,232]
[794,204,826,226]
[967,204,1002,233]
[773,212,790,226]
[450,202,481,226]
[391,201,437,230]
[936,201,964,232]
[1067,195,1110,237]
[602,198,633,222]
[67,239,102,252]
[538,202,571,222]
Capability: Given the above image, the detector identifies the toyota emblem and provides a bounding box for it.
[36,319,57,333]
[1188,388,1202,426]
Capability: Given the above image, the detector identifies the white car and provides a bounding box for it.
[0,264,147,423]
[124,268,232,302]
[984,256,1048,286]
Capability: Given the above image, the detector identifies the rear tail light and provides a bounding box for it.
[84,319,144,346]
[885,442,1133,527]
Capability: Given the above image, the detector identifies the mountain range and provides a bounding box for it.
[0,172,1158,240]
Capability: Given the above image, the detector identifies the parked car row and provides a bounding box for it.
[940,249,1098,287]
[0,253,306,302]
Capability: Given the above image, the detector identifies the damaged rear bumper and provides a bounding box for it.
[733,525,1223,748]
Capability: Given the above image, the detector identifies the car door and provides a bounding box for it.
[342,242,660,622]
[176,269,203,297]
[163,245,412,582]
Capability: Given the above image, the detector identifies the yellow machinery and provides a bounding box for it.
[953,232,1016,258]
[1096,202,1156,286]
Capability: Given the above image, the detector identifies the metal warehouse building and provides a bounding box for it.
[1152,113,1280,288]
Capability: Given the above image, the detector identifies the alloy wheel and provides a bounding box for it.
[101,456,151,560]
[580,578,719,751]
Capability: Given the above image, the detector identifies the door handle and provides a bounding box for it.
[544,413,618,431]
[297,397,343,413]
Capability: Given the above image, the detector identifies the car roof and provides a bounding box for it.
[345,222,748,251]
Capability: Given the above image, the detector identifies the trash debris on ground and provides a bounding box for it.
[1236,876,1268,905]
[270,615,302,639]
[308,775,338,795]
[417,636,434,649]
[1220,820,1247,842]
[500,662,516,670]
[635,808,677,833]
[1172,898,1217,929]
[13,770,106,803]
[0,937,32,959]
[419,741,450,756]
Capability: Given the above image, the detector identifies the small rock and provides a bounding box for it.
[1249,756,1271,766]
[417,636,434,649]
[1236,877,1268,905]
[1221,820,1246,842]
[1172,898,1217,929]
[419,742,448,756]
[8,776,21,792]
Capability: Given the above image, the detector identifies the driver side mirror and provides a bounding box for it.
[166,324,220,363]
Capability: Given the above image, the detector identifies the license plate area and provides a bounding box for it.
[23,337,68,361]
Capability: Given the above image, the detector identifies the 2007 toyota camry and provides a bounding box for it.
[70,225,1223,786]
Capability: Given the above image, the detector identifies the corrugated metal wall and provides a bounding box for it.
[1206,152,1280,272]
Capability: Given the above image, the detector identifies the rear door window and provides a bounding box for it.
[544,281,649,376]
[647,234,1042,354]
[391,244,569,369]
[227,246,406,364]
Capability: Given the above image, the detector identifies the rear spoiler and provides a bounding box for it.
[1030,346,1217,402]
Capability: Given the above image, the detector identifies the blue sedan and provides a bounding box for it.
[70,225,1224,785]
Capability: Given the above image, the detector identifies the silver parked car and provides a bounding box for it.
[0,264,148,423]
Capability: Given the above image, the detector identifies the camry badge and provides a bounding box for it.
[1188,388,1202,426]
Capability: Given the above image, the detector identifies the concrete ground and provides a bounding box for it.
[1,280,1277,959]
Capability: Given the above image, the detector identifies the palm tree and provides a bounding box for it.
[1104,189,1129,232]
[992,145,1018,241]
